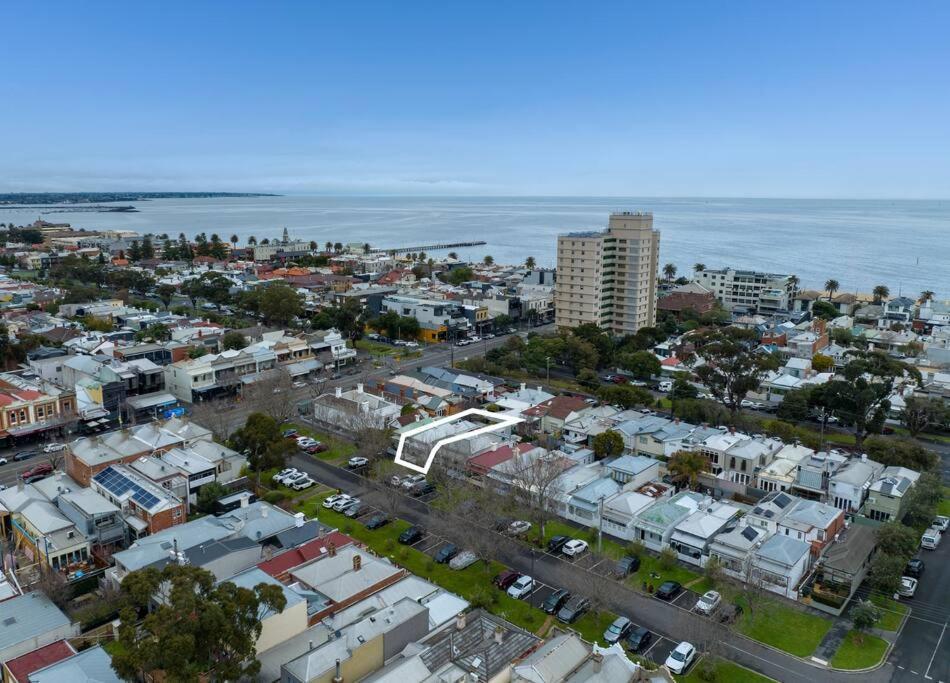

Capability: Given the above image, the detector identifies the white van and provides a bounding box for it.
[658,380,673,392]
[921,528,942,550]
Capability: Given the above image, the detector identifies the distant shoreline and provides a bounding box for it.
[0,191,280,206]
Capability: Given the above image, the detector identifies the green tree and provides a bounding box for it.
[851,600,881,641]
[230,412,282,469]
[592,430,625,460]
[824,279,839,300]
[258,282,303,326]
[196,481,229,514]
[113,564,286,682]
[577,368,600,391]
[596,384,653,409]
[811,300,839,320]
[902,473,943,528]
[483,255,494,266]
[693,263,706,272]
[196,272,233,309]
[875,522,919,559]
[872,284,890,303]
[692,327,780,416]
[524,256,536,269]
[776,388,812,422]
[138,323,171,342]
[901,395,947,437]
[618,350,661,380]
[667,449,706,489]
[156,284,176,310]
[493,314,513,329]
[869,554,906,595]
[819,351,919,449]
[443,266,474,285]
[865,436,938,472]
[662,263,677,281]
[222,330,248,351]
[811,353,834,372]
[230,234,239,250]
[669,375,698,401]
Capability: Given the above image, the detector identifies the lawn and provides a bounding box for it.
[676,657,775,683]
[735,598,833,658]
[869,594,907,631]
[355,339,424,359]
[830,631,889,670]
[285,423,356,463]
[300,492,552,633]
[628,552,703,591]
[939,487,950,517]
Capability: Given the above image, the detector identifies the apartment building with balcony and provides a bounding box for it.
[692,267,797,314]
[379,294,470,342]
[163,345,277,402]
[555,211,659,335]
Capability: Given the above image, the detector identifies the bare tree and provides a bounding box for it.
[188,399,238,442]
[243,368,296,424]
[36,566,70,608]
[504,449,567,545]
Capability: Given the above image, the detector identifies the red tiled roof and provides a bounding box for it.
[522,395,587,420]
[4,640,75,682]
[661,356,682,367]
[257,531,355,577]
[467,442,534,474]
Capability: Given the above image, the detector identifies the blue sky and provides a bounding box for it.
[2,1,948,197]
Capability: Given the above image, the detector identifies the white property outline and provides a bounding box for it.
[393,408,524,474]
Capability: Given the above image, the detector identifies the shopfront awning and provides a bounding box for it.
[126,392,179,411]
[286,359,323,376]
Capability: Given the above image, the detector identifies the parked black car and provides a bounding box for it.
[542,588,571,614]
[905,558,925,578]
[411,481,436,497]
[547,535,570,553]
[626,626,653,653]
[399,526,425,544]
[13,450,39,462]
[556,596,591,624]
[615,555,641,577]
[364,514,390,530]
[655,581,682,601]
[434,543,458,564]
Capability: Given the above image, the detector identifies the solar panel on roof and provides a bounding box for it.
[775,493,792,509]
[741,527,759,541]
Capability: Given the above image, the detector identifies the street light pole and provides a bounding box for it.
[545,356,551,383]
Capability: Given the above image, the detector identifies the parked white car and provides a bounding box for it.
[694,590,721,615]
[507,575,535,599]
[331,495,358,511]
[290,477,315,491]
[335,497,361,514]
[401,474,427,490]
[932,515,949,533]
[273,468,300,484]
[449,550,478,570]
[898,576,918,598]
[562,539,589,557]
[405,341,419,348]
[43,443,67,453]
[665,641,696,674]
[506,520,532,536]
[323,493,350,509]
[283,472,308,487]
[347,456,370,469]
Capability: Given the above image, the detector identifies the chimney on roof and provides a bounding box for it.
[591,652,604,673]
[294,512,305,528]
[674,417,680,424]
[328,541,337,557]
[520,382,526,392]
[455,612,466,631]
[352,554,362,572]
[729,425,736,434]
[335,386,342,398]
[861,453,867,462]
[261,505,268,518]
[332,659,343,683]
[357,383,363,393]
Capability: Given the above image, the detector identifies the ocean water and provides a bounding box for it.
[1,196,947,295]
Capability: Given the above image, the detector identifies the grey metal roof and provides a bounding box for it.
[29,645,121,683]
[755,533,810,567]
[0,593,72,654]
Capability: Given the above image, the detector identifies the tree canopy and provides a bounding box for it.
[691,327,780,415]
[592,430,625,460]
[112,564,286,682]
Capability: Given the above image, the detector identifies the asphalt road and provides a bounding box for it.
[290,455,897,683]
[887,538,950,683]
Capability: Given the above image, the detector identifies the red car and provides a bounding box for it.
[22,463,53,482]
[305,442,329,454]
[492,570,522,590]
